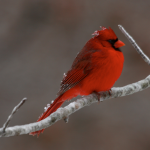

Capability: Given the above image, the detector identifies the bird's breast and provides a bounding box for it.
[79,49,124,95]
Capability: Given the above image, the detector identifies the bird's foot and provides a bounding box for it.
[93,91,101,102]
[108,89,112,96]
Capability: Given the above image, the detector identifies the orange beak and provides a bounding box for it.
[114,40,125,48]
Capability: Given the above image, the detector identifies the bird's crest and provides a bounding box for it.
[92,26,117,40]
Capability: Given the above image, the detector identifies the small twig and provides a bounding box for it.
[2,98,27,134]
[118,25,150,65]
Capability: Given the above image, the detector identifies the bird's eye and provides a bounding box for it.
[107,38,118,45]
[108,40,114,44]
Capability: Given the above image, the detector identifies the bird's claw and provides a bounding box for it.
[93,91,101,102]
[108,89,112,96]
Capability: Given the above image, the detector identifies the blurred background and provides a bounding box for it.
[0,0,150,149]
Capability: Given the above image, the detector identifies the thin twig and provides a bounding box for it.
[118,25,150,65]
[2,98,27,134]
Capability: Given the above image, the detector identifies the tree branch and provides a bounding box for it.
[2,98,27,134]
[118,25,150,65]
[0,25,149,137]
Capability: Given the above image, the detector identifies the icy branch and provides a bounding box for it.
[1,98,27,135]
[118,25,150,65]
[0,25,150,137]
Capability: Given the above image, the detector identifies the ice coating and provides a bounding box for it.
[44,103,50,112]
[63,73,67,78]
[92,30,99,37]
[100,26,107,30]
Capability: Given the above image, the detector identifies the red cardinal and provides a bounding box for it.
[30,26,125,136]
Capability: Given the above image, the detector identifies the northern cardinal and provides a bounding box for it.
[30,26,125,136]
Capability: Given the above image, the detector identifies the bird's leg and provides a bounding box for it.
[108,89,112,96]
[92,91,101,102]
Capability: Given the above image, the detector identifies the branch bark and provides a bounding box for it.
[0,25,149,137]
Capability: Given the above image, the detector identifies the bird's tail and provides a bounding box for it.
[30,95,64,136]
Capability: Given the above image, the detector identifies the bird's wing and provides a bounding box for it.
[57,50,98,96]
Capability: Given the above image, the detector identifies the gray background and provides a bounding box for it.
[0,0,150,150]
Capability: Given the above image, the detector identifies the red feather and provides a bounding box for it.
[30,27,125,136]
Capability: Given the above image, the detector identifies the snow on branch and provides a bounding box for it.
[0,25,150,137]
